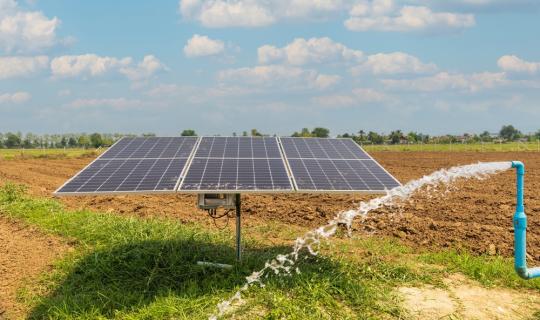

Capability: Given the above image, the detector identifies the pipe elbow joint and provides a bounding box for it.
[511,161,525,175]
[515,266,530,280]
[515,266,540,280]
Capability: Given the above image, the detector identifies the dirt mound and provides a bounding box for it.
[0,217,70,318]
[0,152,539,263]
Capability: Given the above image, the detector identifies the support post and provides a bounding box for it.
[235,194,241,262]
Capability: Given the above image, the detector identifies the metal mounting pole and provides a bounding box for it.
[235,193,241,262]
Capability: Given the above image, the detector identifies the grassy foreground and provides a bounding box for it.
[0,183,539,319]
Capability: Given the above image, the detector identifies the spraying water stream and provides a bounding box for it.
[209,161,513,319]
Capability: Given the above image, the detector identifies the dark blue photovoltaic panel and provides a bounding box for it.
[57,158,187,193]
[101,137,198,159]
[180,137,293,191]
[181,158,291,191]
[281,138,400,192]
[194,137,282,158]
[280,137,370,160]
[55,137,198,194]
[287,159,400,191]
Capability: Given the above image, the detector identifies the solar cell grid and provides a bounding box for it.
[194,137,282,158]
[280,138,400,192]
[57,158,187,193]
[55,137,198,195]
[280,137,370,160]
[101,137,198,159]
[179,137,293,191]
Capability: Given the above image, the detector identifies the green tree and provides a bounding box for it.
[78,135,89,148]
[367,131,384,144]
[89,133,103,148]
[499,125,521,141]
[68,137,77,147]
[357,130,366,141]
[242,131,248,137]
[389,130,403,144]
[311,127,330,138]
[406,132,419,143]
[250,129,262,136]
[181,129,197,136]
[479,131,492,142]
[534,130,540,140]
[142,133,156,137]
[5,132,21,148]
[292,128,312,137]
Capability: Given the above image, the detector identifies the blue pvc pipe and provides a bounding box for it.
[511,161,540,279]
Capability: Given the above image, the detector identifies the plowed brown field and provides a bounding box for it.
[0,152,539,262]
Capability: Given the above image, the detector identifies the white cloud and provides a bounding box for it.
[0,55,48,79]
[119,55,166,80]
[51,54,131,78]
[0,0,61,52]
[314,74,341,89]
[0,91,31,104]
[283,0,345,17]
[66,98,150,109]
[217,65,339,90]
[184,34,225,57]
[345,0,475,32]
[313,88,389,107]
[258,37,363,65]
[50,54,164,80]
[497,55,540,75]
[178,0,348,27]
[381,71,507,92]
[352,52,437,75]
[179,1,275,27]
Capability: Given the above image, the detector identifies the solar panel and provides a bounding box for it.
[179,137,293,192]
[55,137,197,195]
[280,138,400,192]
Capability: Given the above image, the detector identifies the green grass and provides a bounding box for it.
[1,183,539,319]
[0,184,413,319]
[362,142,540,152]
[0,148,101,160]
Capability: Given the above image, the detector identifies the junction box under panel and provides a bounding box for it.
[197,194,237,210]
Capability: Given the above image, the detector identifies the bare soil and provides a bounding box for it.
[0,151,539,264]
[0,217,69,319]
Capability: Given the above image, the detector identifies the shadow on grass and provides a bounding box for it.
[28,238,377,319]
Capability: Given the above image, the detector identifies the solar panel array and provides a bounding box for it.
[55,136,400,195]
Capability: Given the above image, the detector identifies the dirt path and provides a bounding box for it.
[0,217,69,319]
[399,274,540,319]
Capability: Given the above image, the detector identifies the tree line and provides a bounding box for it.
[0,125,538,149]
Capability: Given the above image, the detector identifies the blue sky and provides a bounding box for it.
[1,0,539,136]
